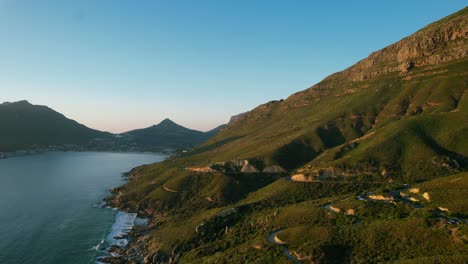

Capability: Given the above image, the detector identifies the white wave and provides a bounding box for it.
[91,201,107,208]
[91,239,105,251]
[95,211,149,263]
[106,211,137,248]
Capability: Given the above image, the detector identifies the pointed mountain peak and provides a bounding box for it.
[155,118,183,129]
[159,118,176,125]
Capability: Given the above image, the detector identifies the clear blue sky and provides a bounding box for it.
[0,1,464,133]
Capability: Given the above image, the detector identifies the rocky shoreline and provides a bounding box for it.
[99,172,171,264]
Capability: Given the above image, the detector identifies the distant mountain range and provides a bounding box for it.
[120,118,225,151]
[0,100,224,152]
[0,100,109,152]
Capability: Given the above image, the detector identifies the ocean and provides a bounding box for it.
[0,151,165,264]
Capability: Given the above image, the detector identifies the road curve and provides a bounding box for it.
[267,230,302,264]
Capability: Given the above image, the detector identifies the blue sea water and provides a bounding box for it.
[0,151,165,264]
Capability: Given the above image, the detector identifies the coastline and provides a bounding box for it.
[97,169,164,263]
[95,209,149,264]
[0,151,167,264]
[0,149,173,160]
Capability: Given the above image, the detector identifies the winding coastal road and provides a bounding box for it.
[162,185,179,193]
[267,230,302,264]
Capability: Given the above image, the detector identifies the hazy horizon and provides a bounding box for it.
[0,99,222,133]
[1,1,464,133]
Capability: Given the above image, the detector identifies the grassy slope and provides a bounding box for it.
[114,8,468,263]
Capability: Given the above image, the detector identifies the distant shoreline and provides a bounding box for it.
[0,148,174,160]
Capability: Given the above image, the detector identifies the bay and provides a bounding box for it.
[0,151,165,264]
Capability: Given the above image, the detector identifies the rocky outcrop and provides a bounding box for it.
[438,207,450,212]
[283,8,468,108]
[346,10,467,82]
[291,174,312,182]
[295,164,387,181]
[188,159,287,175]
[368,194,394,201]
[292,251,313,262]
[423,192,431,201]
[252,245,263,250]
[241,160,259,173]
[186,166,215,173]
[346,208,355,216]
[229,111,249,124]
[329,205,341,213]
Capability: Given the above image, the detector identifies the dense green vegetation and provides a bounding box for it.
[110,8,468,263]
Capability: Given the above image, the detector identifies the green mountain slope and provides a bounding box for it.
[107,8,468,264]
[0,100,109,151]
[198,8,468,180]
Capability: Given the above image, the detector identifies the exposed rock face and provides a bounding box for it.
[346,208,355,216]
[344,12,467,82]
[291,174,310,182]
[186,166,215,173]
[240,160,259,173]
[423,192,431,201]
[329,205,341,213]
[368,194,394,201]
[229,111,249,124]
[284,8,468,106]
[438,207,450,212]
[189,159,286,175]
[293,251,313,262]
[296,164,388,181]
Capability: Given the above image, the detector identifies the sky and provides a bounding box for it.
[0,1,464,133]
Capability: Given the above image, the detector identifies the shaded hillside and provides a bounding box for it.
[122,119,223,150]
[108,8,468,264]
[0,100,109,151]
[0,102,223,152]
